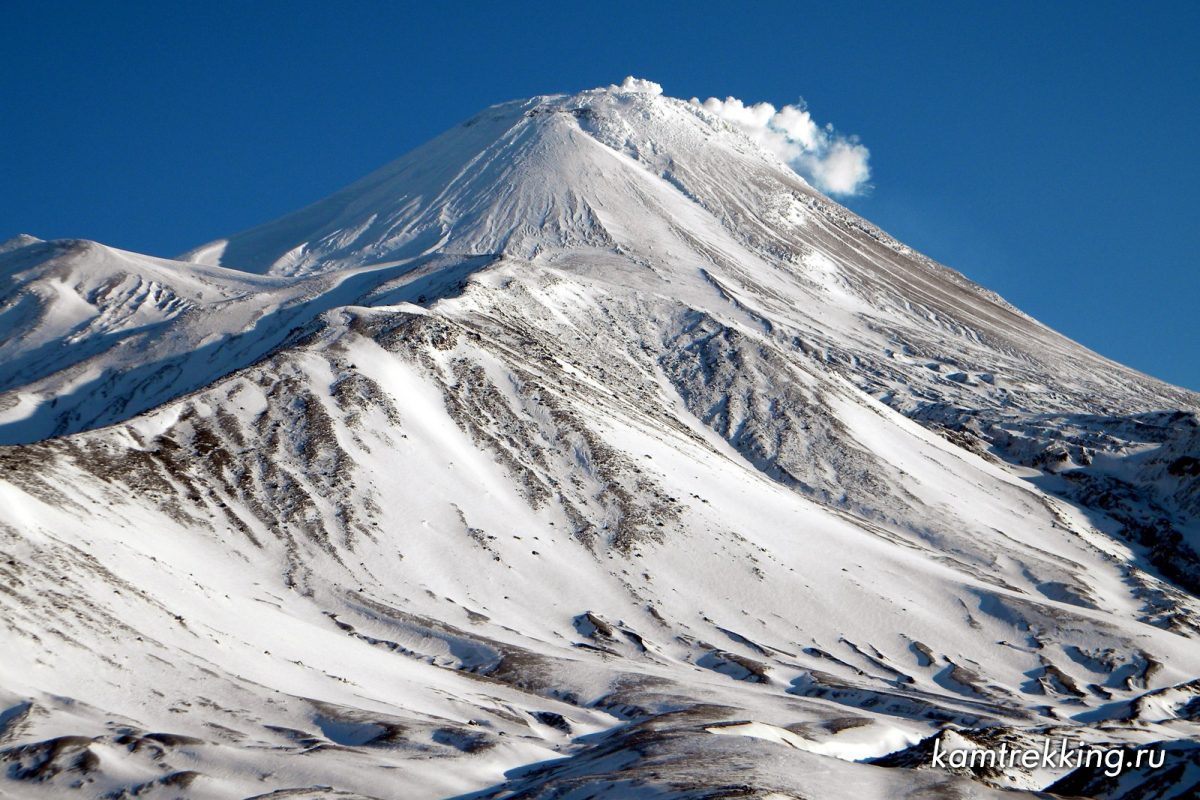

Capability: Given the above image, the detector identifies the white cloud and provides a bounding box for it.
[690,95,871,196]
[803,138,871,196]
[609,76,664,96]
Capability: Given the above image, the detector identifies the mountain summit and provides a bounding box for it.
[180,77,815,274]
[1,79,1198,799]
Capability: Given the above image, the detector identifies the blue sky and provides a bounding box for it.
[2,1,1196,390]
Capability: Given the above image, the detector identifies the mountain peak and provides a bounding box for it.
[4,77,1200,800]
[179,79,811,276]
[0,232,43,256]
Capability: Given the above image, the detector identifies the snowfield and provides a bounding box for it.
[1,79,1197,799]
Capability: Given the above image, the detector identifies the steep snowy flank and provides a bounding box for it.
[1,79,1197,799]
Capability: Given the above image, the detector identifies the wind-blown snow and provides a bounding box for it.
[609,75,664,95]
[692,94,871,195]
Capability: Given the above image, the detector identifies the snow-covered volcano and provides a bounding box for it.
[1,79,1197,799]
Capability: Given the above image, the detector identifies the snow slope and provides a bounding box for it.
[1,79,1197,799]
